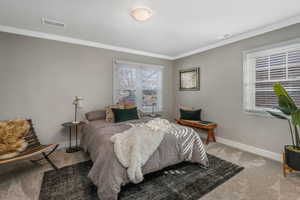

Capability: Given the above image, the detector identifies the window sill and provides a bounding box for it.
[243,108,280,118]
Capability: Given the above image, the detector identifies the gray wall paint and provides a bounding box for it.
[0,32,175,144]
[174,23,300,154]
[1,23,300,154]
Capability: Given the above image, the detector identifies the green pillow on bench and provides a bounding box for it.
[180,109,201,121]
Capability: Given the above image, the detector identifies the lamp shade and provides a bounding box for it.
[73,96,83,107]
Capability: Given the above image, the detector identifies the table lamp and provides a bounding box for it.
[72,96,83,124]
[149,96,157,117]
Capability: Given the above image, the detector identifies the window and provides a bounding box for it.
[243,40,300,113]
[113,60,163,113]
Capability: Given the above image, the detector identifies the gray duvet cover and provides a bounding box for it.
[81,118,208,200]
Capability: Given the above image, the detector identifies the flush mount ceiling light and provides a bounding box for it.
[130,7,153,22]
[217,34,232,40]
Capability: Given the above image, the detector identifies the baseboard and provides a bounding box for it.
[58,135,282,162]
[216,136,281,162]
[198,133,281,162]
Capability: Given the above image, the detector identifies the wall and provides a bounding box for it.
[174,23,300,156]
[2,22,300,157]
[0,32,175,145]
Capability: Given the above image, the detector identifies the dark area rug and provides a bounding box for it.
[39,154,243,200]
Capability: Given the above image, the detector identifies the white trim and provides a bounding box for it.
[113,60,164,112]
[174,15,300,59]
[0,15,299,60]
[243,37,300,58]
[198,133,281,162]
[59,134,282,162]
[242,38,300,115]
[60,134,282,162]
[215,136,281,162]
[0,25,173,60]
[114,59,165,69]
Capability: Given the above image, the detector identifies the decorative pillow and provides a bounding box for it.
[105,104,125,122]
[111,107,139,123]
[180,109,201,121]
[85,110,106,121]
[123,102,145,118]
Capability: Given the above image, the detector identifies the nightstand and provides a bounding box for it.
[62,121,85,153]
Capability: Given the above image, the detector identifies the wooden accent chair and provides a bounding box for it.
[0,119,59,170]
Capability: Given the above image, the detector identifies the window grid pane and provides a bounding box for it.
[114,62,163,113]
[255,51,300,109]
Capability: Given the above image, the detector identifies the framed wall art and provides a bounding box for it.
[179,67,200,91]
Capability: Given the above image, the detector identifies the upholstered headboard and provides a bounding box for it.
[85,110,106,121]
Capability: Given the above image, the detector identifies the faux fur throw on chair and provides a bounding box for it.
[0,119,29,160]
[110,118,171,183]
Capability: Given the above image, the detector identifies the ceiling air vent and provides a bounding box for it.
[42,18,65,28]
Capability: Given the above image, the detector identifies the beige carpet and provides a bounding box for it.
[0,142,300,200]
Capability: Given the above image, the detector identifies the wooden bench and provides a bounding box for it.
[176,119,217,144]
[0,119,59,170]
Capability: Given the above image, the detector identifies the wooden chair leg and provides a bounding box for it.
[206,129,216,144]
[205,133,211,144]
[212,130,216,142]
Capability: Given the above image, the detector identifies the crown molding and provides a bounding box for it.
[0,25,173,60]
[173,15,300,60]
[1,14,300,61]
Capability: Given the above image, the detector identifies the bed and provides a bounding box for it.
[81,111,208,200]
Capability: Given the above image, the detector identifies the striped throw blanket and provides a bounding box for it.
[169,123,208,166]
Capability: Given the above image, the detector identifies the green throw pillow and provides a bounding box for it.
[111,107,139,123]
[180,109,201,121]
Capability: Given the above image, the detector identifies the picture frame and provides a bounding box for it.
[179,67,200,91]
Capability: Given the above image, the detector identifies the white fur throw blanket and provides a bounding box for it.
[110,118,171,183]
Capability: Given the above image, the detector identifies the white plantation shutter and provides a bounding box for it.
[113,60,163,112]
[243,40,300,113]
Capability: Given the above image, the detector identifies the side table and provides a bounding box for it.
[62,121,85,153]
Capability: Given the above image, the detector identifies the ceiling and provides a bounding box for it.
[0,0,300,59]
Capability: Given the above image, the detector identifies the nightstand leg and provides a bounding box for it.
[69,127,72,148]
[66,127,73,153]
[75,124,78,147]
